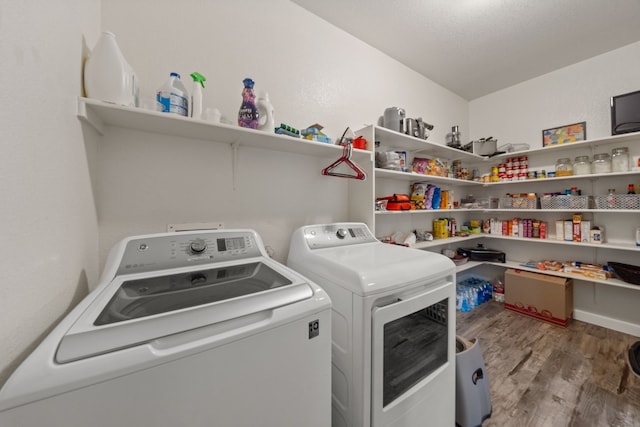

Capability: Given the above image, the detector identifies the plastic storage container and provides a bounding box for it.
[555,158,573,177]
[157,73,189,116]
[592,153,611,174]
[573,156,591,175]
[611,147,630,172]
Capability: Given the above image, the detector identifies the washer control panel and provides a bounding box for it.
[116,231,262,276]
[302,223,377,249]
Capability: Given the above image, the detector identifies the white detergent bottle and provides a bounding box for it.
[190,72,206,119]
[157,72,189,116]
[257,92,275,133]
[84,31,139,107]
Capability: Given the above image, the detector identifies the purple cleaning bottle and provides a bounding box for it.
[238,78,259,129]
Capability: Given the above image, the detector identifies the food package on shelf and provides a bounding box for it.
[410,182,431,210]
[375,151,402,170]
[376,194,413,211]
[562,261,613,280]
[412,157,449,177]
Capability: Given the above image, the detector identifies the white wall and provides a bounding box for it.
[0,1,100,385]
[469,41,640,145]
[97,0,469,266]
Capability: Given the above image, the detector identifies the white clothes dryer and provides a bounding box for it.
[0,229,331,427]
[288,223,456,427]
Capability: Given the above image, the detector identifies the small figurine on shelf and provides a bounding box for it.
[238,78,259,129]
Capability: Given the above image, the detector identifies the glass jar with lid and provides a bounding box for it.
[592,153,611,174]
[555,157,573,177]
[611,147,629,172]
[573,155,591,175]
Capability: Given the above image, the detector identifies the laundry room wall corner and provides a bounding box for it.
[0,1,101,386]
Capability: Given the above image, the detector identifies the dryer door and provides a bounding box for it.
[370,279,455,426]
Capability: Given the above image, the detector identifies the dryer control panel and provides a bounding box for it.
[302,223,378,249]
[115,230,263,276]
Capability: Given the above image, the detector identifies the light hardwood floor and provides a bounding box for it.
[456,301,640,426]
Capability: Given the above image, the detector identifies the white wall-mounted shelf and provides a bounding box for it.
[375,168,483,185]
[359,125,485,161]
[77,97,372,161]
[494,131,640,159]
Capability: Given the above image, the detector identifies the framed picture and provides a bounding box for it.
[542,121,586,147]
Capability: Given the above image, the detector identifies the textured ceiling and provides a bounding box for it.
[291,0,640,100]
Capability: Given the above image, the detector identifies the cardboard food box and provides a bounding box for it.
[555,220,564,240]
[504,268,573,327]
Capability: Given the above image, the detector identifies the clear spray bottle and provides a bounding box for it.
[190,72,206,120]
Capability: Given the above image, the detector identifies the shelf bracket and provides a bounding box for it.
[76,98,105,135]
[231,140,240,191]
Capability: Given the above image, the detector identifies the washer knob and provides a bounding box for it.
[189,238,207,254]
[336,228,348,239]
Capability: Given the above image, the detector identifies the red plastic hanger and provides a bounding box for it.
[322,141,367,180]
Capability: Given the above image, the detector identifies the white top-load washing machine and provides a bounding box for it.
[288,223,456,427]
[0,230,331,427]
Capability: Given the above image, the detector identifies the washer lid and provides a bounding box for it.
[56,259,312,363]
[292,242,455,296]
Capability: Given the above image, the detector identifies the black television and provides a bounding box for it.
[611,89,640,135]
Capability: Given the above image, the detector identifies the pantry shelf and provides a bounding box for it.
[482,170,640,186]
[413,234,483,250]
[488,260,640,291]
[479,208,640,213]
[376,208,474,215]
[374,168,483,185]
[482,234,640,251]
[77,97,372,161]
[366,125,485,161]
[493,130,640,159]
[455,260,485,273]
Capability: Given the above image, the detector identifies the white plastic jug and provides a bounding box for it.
[257,92,275,132]
[157,73,189,117]
[84,31,138,107]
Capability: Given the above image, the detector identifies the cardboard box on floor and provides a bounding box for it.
[504,268,573,327]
